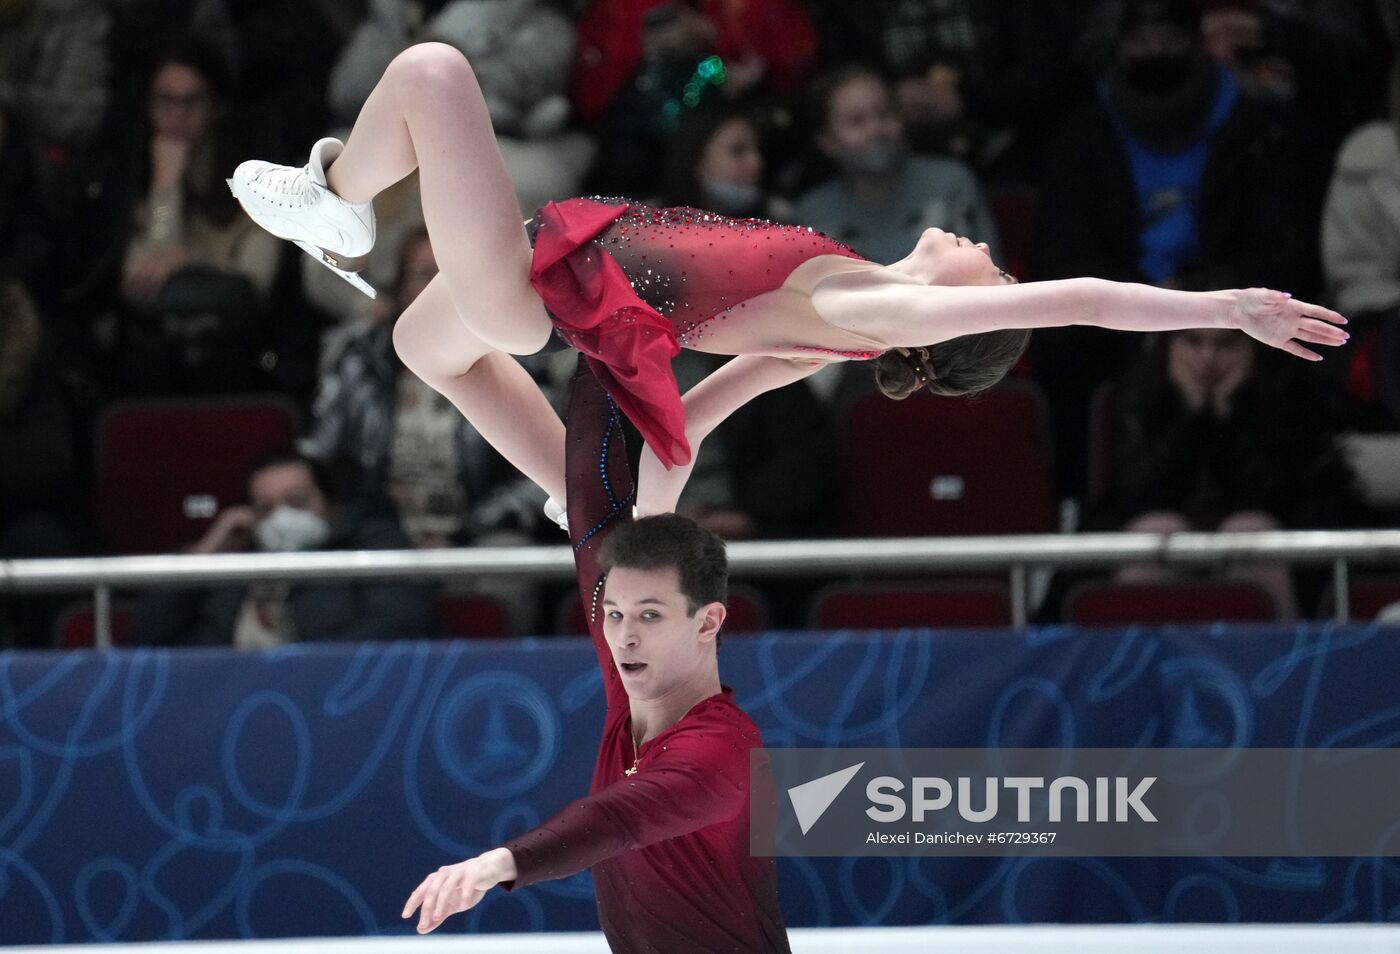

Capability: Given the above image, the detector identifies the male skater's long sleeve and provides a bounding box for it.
[501,695,754,887]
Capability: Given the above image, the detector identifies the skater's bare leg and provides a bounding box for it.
[326,42,550,355]
[393,274,565,500]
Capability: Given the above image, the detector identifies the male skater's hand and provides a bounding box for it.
[402,847,517,934]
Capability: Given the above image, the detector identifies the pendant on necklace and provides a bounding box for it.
[625,762,639,776]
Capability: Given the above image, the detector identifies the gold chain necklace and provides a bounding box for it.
[625,732,641,776]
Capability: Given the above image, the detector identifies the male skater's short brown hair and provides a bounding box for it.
[599,515,728,618]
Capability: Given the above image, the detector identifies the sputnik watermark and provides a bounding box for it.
[750,748,1400,857]
[866,773,1157,822]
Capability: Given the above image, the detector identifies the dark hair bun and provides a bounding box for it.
[871,329,1031,399]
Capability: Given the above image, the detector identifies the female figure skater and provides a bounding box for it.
[227,43,1347,520]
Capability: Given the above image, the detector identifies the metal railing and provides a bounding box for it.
[5,530,1400,648]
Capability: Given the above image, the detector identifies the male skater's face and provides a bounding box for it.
[601,565,725,701]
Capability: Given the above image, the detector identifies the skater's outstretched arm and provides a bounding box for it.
[402,713,750,933]
[816,275,1350,362]
[636,354,826,516]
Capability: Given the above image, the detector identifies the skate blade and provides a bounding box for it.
[293,240,377,299]
[225,178,377,299]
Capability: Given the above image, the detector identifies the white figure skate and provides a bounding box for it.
[227,137,378,298]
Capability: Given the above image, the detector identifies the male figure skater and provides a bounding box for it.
[401,362,789,952]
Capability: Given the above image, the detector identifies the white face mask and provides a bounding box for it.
[836,136,908,178]
[255,505,331,553]
[701,179,763,215]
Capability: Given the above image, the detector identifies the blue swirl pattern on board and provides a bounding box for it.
[2,623,1399,942]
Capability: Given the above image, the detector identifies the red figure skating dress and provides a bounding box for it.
[527,196,887,469]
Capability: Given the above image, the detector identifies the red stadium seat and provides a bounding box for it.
[838,380,1056,537]
[1064,581,1278,625]
[1348,578,1400,619]
[436,593,512,638]
[1318,576,1400,620]
[985,186,1040,280]
[556,584,769,636]
[810,582,1012,629]
[53,601,134,649]
[95,396,299,554]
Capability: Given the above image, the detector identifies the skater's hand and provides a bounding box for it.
[402,848,517,934]
[636,440,697,518]
[1227,288,1348,361]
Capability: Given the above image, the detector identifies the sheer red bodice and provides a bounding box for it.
[527,196,883,468]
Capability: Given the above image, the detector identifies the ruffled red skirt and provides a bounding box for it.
[528,198,691,468]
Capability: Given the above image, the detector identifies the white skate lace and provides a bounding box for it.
[256,166,314,199]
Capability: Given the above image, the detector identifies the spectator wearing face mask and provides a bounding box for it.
[128,450,436,648]
[1030,0,1318,499]
[1039,0,1313,292]
[657,98,791,221]
[793,63,1000,267]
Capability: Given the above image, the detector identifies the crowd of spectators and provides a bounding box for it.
[2,0,1398,646]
